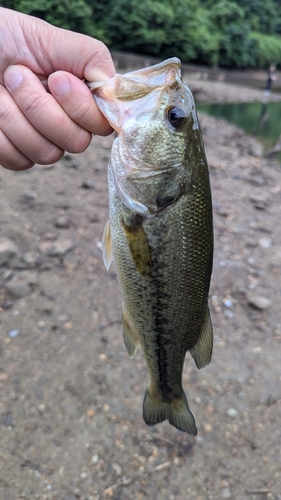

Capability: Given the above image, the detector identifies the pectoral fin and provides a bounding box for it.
[190,306,213,369]
[102,220,112,270]
[122,218,152,278]
[122,310,139,358]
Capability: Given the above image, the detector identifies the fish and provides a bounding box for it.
[88,58,213,435]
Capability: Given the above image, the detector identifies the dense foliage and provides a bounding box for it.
[2,0,281,68]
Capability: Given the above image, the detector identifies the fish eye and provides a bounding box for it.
[167,106,187,128]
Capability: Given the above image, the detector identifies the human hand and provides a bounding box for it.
[0,8,115,171]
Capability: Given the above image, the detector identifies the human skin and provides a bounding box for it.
[0,7,116,171]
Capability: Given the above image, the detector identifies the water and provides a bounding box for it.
[197,100,281,157]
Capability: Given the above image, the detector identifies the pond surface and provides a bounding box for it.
[197,100,281,157]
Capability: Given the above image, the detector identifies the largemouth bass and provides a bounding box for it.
[88,58,213,435]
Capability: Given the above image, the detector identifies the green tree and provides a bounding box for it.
[2,0,106,40]
[2,0,281,69]
[209,0,252,67]
[236,0,279,35]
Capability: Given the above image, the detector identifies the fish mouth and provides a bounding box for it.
[86,58,183,132]
[86,57,181,92]
[85,80,105,91]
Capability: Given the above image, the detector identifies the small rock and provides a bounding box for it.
[0,238,19,266]
[41,163,55,170]
[247,257,257,267]
[22,190,37,201]
[5,279,31,298]
[58,314,69,323]
[21,271,39,286]
[88,212,100,223]
[63,252,78,270]
[54,216,70,229]
[248,175,265,186]
[204,423,212,432]
[81,179,95,189]
[221,487,231,499]
[152,461,172,472]
[258,237,271,249]
[5,272,38,298]
[253,346,262,353]
[247,295,272,310]
[224,310,234,318]
[250,193,269,210]
[103,487,114,498]
[224,299,233,308]
[267,246,281,267]
[112,462,122,475]
[63,321,73,330]
[39,238,76,257]
[2,414,13,426]
[227,408,238,418]
[42,232,57,241]
[8,329,21,339]
[22,252,40,266]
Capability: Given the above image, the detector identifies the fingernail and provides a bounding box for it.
[4,66,23,90]
[50,74,71,97]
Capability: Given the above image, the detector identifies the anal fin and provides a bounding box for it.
[190,305,213,369]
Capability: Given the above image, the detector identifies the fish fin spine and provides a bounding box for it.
[102,220,112,270]
[122,310,139,358]
[190,305,213,369]
[143,387,197,435]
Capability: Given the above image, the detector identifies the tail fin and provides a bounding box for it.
[143,388,197,435]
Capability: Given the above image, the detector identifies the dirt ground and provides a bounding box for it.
[0,78,281,500]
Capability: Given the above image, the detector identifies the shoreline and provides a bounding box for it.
[188,78,281,104]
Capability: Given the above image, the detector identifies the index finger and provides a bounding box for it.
[48,71,113,136]
[20,16,116,81]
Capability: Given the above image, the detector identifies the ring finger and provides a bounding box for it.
[0,128,34,171]
[0,82,64,166]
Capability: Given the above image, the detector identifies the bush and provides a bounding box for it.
[249,32,281,68]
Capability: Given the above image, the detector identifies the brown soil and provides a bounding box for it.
[0,79,281,500]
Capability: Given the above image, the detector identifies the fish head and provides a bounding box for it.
[88,58,205,214]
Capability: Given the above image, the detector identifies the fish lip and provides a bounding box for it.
[85,80,105,91]
[85,57,181,91]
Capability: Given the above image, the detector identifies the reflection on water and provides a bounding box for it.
[197,99,281,160]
